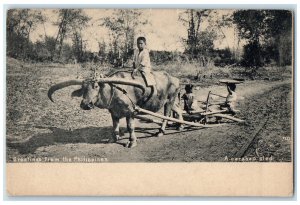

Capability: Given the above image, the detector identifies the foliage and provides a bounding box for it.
[179,9,235,67]
[233,10,292,67]
[53,9,91,60]
[179,10,211,57]
[213,47,236,67]
[6,9,292,69]
[101,9,148,63]
[33,39,52,61]
[150,50,181,65]
[72,31,86,63]
[97,40,107,64]
[7,9,46,59]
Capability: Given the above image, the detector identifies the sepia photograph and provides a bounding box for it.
[6,8,293,163]
[5,7,294,196]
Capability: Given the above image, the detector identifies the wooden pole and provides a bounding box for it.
[213,114,244,123]
[135,115,162,125]
[181,109,227,116]
[210,92,227,98]
[134,106,222,128]
[205,91,211,113]
[204,91,211,123]
[201,110,228,116]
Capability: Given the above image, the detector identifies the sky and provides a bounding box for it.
[30,9,242,52]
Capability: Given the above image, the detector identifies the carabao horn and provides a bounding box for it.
[48,78,146,102]
[97,77,145,93]
[48,80,83,102]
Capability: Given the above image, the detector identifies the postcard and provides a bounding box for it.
[6,8,294,196]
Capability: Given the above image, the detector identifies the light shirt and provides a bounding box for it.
[133,48,151,73]
[226,91,237,103]
[226,91,237,110]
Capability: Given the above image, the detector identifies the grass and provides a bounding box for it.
[152,61,292,84]
[6,57,292,85]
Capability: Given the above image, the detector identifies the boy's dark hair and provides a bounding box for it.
[185,84,193,94]
[227,83,236,91]
[137,36,146,44]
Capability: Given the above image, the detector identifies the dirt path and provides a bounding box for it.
[6,74,292,162]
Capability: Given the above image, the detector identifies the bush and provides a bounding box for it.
[241,42,263,67]
[213,48,237,67]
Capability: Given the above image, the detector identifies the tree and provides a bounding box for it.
[267,10,293,66]
[53,9,90,60]
[207,10,234,49]
[7,9,46,59]
[233,10,292,67]
[72,31,85,62]
[101,9,148,64]
[233,10,270,67]
[44,36,57,61]
[33,36,57,62]
[180,9,231,68]
[98,40,107,64]
[179,9,211,58]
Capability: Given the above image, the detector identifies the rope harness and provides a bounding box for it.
[106,84,115,109]
[107,84,137,111]
[107,84,166,133]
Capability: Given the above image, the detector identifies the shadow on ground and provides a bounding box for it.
[7,126,113,154]
[7,126,160,154]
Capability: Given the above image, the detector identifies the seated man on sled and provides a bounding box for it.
[220,83,238,115]
[181,84,200,114]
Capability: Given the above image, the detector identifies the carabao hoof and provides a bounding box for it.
[108,135,120,143]
[115,135,121,141]
[124,142,130,148]
[156,132,164,137]
[177,126,184,131]
[108,138,116,143]
[128,141,137,148]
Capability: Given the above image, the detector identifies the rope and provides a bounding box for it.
[107,84,115,109]
[112,85,137,110]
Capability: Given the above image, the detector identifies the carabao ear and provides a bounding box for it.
[71,89,83,98]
